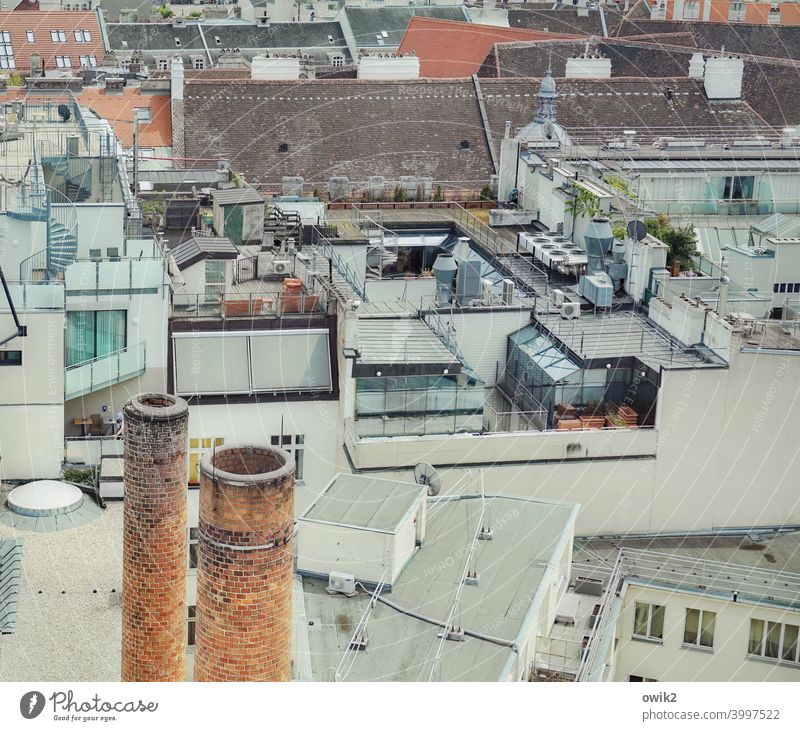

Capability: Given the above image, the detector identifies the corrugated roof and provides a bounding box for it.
[211,187,264,205]
[0,9,103,73]
[356,318,461,372]
[170,235,239,270]
[302,474,424,533]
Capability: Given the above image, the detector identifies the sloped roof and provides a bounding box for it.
[170,235,239,270]
[183,78,494,188]
[614,18,800,60]
[397,16,579,78]
[479,77,773,151]
[507,6,621,36]
[77,87,171,148]
[0,10,103,72]
[344,6,468,48]
[106,20,347,52]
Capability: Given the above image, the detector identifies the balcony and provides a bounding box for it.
[64,342,146,400]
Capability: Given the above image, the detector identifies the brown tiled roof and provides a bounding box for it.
[614,19,800,60]
[0,10,103,73]
[479,77,774,152]
[183,79,495,188]
[76,87,171,148]
[396,16,579,78]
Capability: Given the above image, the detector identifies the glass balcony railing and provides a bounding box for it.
[64,342,146,400]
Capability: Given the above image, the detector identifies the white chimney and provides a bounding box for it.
[565,54,611,80]
[170,56,184,101]
[704,55,744,100]
[688,52,705,80]
[251,55,302,80]
[358,54,420,80]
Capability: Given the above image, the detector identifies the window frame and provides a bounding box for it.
[0,350,22,366]
[633,601,665,642]
[26,31,35,43]
[683,607,716,649]
[270,433,305,481]
[748,619,800,664]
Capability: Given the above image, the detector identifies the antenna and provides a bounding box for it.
[626,219,647,241]
[414,462,441,496]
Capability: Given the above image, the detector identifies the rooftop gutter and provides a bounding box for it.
[472,74,498,174]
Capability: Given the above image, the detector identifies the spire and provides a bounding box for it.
[534,66,557,124]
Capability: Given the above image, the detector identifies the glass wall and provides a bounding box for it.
[66,310,126,367]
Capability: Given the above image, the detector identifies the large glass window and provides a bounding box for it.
[723,176,755,201]
[66,310,126,366]
[204,260,225,303]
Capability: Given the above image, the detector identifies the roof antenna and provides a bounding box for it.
[478,469,493,540]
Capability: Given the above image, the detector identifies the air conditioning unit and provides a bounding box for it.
[328,571,356,595]
[561,301,581,319]
[501,279,514,306]
[552,288,565,307]
[272,260,290,274]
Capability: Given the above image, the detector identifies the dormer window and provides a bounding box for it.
[26,31,34,43]
[214,36,222,45]
[175,38,182,47]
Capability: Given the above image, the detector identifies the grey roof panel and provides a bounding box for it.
[211,187,264,205]
[345,7,467,47]
[302,474,424,532]
[170,235,239,270]
[357,318,461,368]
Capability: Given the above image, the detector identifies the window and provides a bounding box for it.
[56,56,72,68]
[188,437,224,485]
[633,602,665,641]
[51,30,67,43]
[723,175,755,201]
[1,32,9,43]
[79,55,97,68]
[683,1,700,19]
[157,58,169,71]
[271,433,304,480]
[214,35,222,46]
[65,310,126,367]
[774,283,800,293]
[748,619,799,664]
[683,608,716,648]
[331,54,344,68]
[629,675,658,682]
[193,57,205,70]
[0,350,22,366]
[74,30,92,43]
[187,605,196,647]
[175,37,181,47]
[26,31,35,43]
[134,106,151,123]
[188,527,199,569]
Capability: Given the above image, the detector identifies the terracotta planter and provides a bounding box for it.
[556,418,582,431]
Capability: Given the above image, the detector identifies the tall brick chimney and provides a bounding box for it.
[193,445,295,682]
[121,393,189,682]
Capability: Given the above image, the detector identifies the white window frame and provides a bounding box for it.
[683,1,700,20]
[683,608,716,649]
[26,31,35,43]
[633,601,665,642]
[157,57,169,71]
[748,619,800,664]
[193,57,205,70]
[270,433,305,481]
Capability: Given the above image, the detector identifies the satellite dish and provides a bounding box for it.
[626,219,647,241]
[414,462,441,496]
[57,104,71,123]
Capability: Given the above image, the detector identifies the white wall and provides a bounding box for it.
[0,311,65,480]
[186,399,341,515]
[615,584,800,682]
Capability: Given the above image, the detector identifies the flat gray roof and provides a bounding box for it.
[211,187,264,205]
[170,235,239,270]
[355,318,462,376]
[536,311,712,369]
[302,494,577,681]
[302,474,424,533]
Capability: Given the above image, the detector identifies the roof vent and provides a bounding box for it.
[460,140,470,149]
[278,143,289,153]
[664,86,673,102]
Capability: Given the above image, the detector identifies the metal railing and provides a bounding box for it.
[38,139,93,201]
[482,401,546,433]
[171,290,327,319]
[65,342,147,400]
[310,226,368,302]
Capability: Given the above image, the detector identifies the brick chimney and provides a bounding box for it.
[193,445,295,682]
[121,393,189,682]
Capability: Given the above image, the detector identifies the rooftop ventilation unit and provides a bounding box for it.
[560,301,580,319]
[552,288,565,307]
[501,279,514,306]
[272,260,290,274]
[328,572,356,596]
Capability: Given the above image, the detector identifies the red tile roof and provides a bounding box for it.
[0,10,103,74]
[396,17,581,78]
[76,88,172,148]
